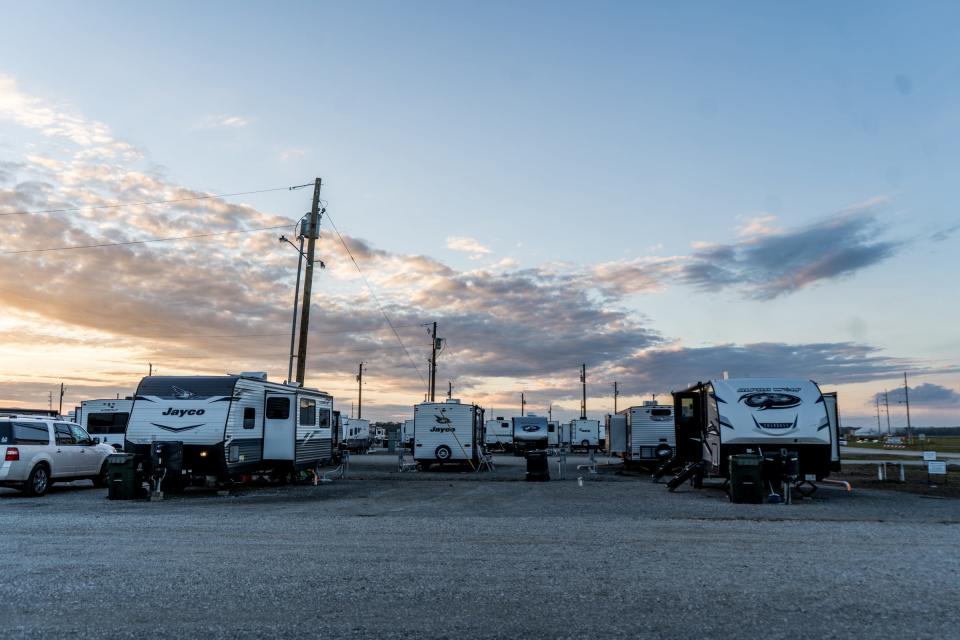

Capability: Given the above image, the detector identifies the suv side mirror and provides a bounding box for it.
[92,437,101,445]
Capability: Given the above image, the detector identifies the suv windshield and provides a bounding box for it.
[0,422,51,445]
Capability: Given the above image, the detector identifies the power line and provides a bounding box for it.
[323,211,428,389]
[0,185,310,217]
[0,224,293,255]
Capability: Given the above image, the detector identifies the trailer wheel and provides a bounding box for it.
[581,440,590,449]
[435,445,452,462]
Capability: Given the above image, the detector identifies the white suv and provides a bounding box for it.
[0,417,114,496]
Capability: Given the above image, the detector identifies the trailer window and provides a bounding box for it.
[266,397,290,420]
[243,407,256,429]
[651,409,671,417]
[299,399,316,426]
[86,412,129,435]
[680,398,695,419]
[318,410,330,429]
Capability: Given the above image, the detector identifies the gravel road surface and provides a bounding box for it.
[1,454,956,639]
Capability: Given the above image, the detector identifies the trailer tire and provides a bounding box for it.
[434,445,452,462]
[581,440,590,449]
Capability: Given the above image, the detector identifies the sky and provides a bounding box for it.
[0,1,958,429]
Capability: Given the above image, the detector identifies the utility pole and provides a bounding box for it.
[295,177,323,385]
[356,362,364,419]
[429,322,439,402]
[286,218,307,383]
[447,381,452,399]
[875,395,882,434]
[579,364,587,419]
[901,372,912,439]
[521,392,526,417]
[48,391,52,411]
[548,404,553,421]
[149,362,153,376]
[58,383,64,416]
[613,381,619,414]
[884,390,891,435]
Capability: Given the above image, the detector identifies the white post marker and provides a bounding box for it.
[922,451,937,461]
[927,461,947,475]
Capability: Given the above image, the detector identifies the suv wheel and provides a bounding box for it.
[24,464,50,497]
[92,461,109,488]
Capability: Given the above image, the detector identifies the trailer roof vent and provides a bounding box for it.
[642,400,657,406]
[240,371,268,381]
[445,398,461,404]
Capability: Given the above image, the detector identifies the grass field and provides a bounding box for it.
[847,434,960,453]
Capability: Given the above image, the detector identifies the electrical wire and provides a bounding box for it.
[323,211,428,389]
[0,224,294,255]
[0,185,310,217]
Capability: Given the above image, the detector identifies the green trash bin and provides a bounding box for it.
[728,454,764,504]
[107,453,139,500]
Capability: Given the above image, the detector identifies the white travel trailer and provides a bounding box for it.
[402,419,415,449]
[617,402,676,463]
[672,378,841,480]
[569,418,600,450]
[413,399,483,468]
[76,398,133,450]
[125,373,334,485]
[547,421,561,447]
[484,417,513,449]
[512,415,549,456]
[341,417,372,453]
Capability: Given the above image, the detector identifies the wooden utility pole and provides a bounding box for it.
[613,381,619,414]
[875,395,882,433]
[58,383,64,416]
[429,322,438,402]
[356,362,364,419]
[902,372,912,437]
[521,392,526,417]
[884,390,891,435]
[447,381,452,399]
[579,364,587,419]
[295,178,323,385]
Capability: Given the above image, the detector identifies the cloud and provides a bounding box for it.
[0,73,942,422]
[931,224,959,243]
[445,235,491,259]
[198,114,252,129]
[874,383,960,407]
[680,205,900,299]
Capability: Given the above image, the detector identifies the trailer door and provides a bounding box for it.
[263,393,296,460]
[673,391,704,464]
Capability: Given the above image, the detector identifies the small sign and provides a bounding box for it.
[804,473,817,482]
[927,461,947,475]
[923,451,937,461]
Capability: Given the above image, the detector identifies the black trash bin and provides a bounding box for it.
[107,453,139,500]
[525,451,550,482]
[728,454,763,503]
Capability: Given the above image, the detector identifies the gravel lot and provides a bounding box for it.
[1,453,957,639]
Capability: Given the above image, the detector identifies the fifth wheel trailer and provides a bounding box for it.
[672,378,840,480]
[124,373,334,488]
[413,399,484,468]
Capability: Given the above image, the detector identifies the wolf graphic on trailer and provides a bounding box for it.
[125,373,334,485]
[672,378,841,480]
